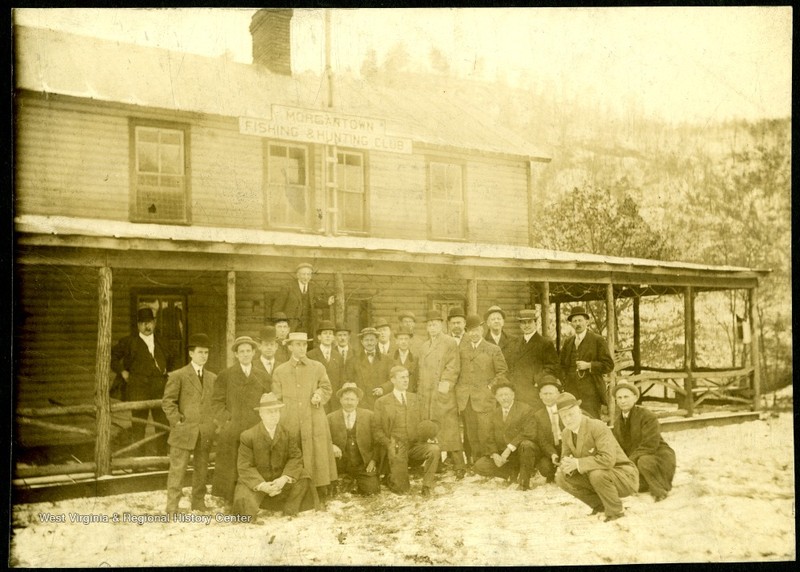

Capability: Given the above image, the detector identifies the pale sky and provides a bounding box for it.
[13,7,793,123]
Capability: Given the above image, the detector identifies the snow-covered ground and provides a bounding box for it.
[11,413,795,566]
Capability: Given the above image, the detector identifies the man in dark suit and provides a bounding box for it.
[456,315,509,464]
[555,392,639,522]
[347,327,393,410]
[232,393,310,521]
[507,309,561,411]
[252,325,279,387]
[473,381,539,490]
[327,383,380,495]
[272,262,334,338]
[110,307,175,455]
[373,366,441,496]
[374,317,397,357]
[483,305,517,362]
[447,307,467,347]
[560,306,615,420]
[270,313,292,365]
[162,333,217,514]
[391,325,419,392]
[612,382,676,502]
[532,375,565,483]
[211,336,271,503]
[308,320,347,413]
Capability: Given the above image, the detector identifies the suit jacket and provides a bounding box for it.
[251,354,278,389]
[236,421,304,490]
[483,400,538,455]
[327,407,378,467]
[308,345,347,407]
[417,334,461,449]
[211,364,271,433]
[391,348,419,393]
[346,351,393,410]
[533,406,563,459]
[373,391,426,447]
[507,332,561,408]
[612,405,675,465]
[377,341,398,359]
[110,333,173,401]
[273,280,329,335]
[484,330,518,362]
[456,340,508,413]
[162,363,217,450]
[560,415,636,474]
[560,330,614,405]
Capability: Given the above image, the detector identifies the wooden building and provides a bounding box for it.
[13,12,766,473]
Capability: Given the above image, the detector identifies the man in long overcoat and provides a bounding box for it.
[506,309,561,411]
[417,310,465,478]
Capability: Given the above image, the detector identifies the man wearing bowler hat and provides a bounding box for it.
[162,333,217,514]
[392,325,419,392]
[327,383,380,495]
[560,306,615,419]
[273,262,335,339]
[269,313,292,365]
[506,308,561,412]
[253,325,279,386]
[308,320,347,412]
[483,305,518,361]
[346,327,393,410]
[374,318,396,357]
[111,307,175,455]
[447,307,467,347]
[211,335,271,503]
[555,392,639,522]
[232,393,311,521]
[398,310,423,356]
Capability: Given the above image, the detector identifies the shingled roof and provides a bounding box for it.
[14,25,550,161]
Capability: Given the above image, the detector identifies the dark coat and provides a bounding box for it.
[307,345,347,410]
[273,280,329,335]
[560,330,614,406]
[482,400,538,455]
[484,330,518,362]
[372,391,426,447]
[110,333,173,401]
[532,406,563,459]
[251,354,277,390]
[162,363,217,450]
[236,422,305,489]
[391,348,419,393]
[346,351,393,410]
[327,407,379,467]
[456,340,508,413]
[507,332,561,409]
[612,405,676,466]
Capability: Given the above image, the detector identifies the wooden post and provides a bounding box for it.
[555,301,562,350]
[632,294,641,374]
[226,271,236,367]
[684,286,695,417]
[605,284,617,422]
[540,282,551,338]
[467,278,478,316]
[334,272,346,325]
[749,287,762,410]
[94,266,113,477]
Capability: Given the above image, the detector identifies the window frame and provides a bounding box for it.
[334,149,370,235]
[427,158,467,241]
[263,141,314,230]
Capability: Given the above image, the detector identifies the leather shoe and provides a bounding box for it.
[653,492,667,502]
[604,512,624,522]
[420,486,432,497]
[589,506,603,516]
[191,501,208,511]
[455,469,466,480]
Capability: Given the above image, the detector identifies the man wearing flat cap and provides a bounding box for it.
[555,392,639,522]
[273,262,334,339]
[211,335,271,503]
[162,333,217,513]
[456,315,509,463]
[346,327,393,410]
[327,383,380,495]
[560,306,615,419]
[308,320,347,412]
[374,365,441,496]
[111,306,176,455]
[506,308,561,411]
[611,382,676,502]
[232,393,311,521]
[483,305,518,362]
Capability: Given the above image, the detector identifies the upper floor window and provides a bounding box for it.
[266,143,310,229]
[336,151,367,233]
[131,124,189,223]
[428,160,466,240]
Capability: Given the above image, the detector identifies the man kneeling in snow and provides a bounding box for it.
[232,393,310,521]
[555,392,639,522]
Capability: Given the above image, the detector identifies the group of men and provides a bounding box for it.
[111,262,676,523]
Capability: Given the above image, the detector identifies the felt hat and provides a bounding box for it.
[567,306,590,322]
[465,315,483,330]
[336,382,364,401]
[484,305,505,321]
[271,312,290,325]
[334,323,351,333]
[398,311,416,321]
[390,365,409,377]
[424,310,444,322]
[295,262,314,272]
[258,326,277,344]
[555,392,582,412]
[232,335,258,352]
[416,419,439,441]
[447,307,466,320]
[358,327,379,338]
[283,332,310,345]
[373,318,391,330]
[395,325,414,338]
[612,382,640,400]
[538,375,562,391]
[316,320,336,334]
[253,392,285,411]
[518,309,538,322]
[187,333,212,349]
[136,307,156,323]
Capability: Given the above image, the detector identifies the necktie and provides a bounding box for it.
[502,408,509,421]
[367,352,374,363]
[266,360,272,374]
[197,368,203,385]
[400,393,406,406]
[323,349,330,361]
[341,348,347,361]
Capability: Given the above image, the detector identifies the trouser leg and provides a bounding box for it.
[462,402,479,463]
[191,438,210,505]
[586,467,639,517]
[556,469,604,512]
[408,442,441,488]
[282,479,310,516]
[232,482,265,520]
[149,404,170,455]
[388,440,411,492]
[517,440,538,487]
[166,446,191,511]
[536,454,557,482]
[355,470,381,495]
[637,453,674,497]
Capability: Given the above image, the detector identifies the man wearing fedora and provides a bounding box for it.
[532,375,566,483]
[611,382,676,502]
[374,365,441,496]
[391,325,419,392]
[110,306,175,455]
[162,333,217,513]
[506,309,561,412]
[555,392,639,522]
[418,310,465,479]
[253,325,280,386]
[447,307,467,347]
[327,383,380,496]
[346,327,393,410]
[273,262,335,339]
[270,313,292,365]
[456,315,509,463]
[373,318,396,357]
[272,332,338,504]
[211,335,271,503]
[232,393,311,521]
[560,306,615,420]
[483,305,518,362]
[308,320,347,412]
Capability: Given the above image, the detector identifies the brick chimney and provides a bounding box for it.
[249,9,293,75]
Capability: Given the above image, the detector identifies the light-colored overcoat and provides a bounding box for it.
[417,333,461,451]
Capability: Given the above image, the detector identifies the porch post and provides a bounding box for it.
[467,278,478,316]
[226,271,236,367]
[334,272,346,325]
[632,294,641,374]
[605,284,617,421]
[540,281,551,338]
[94,266,113,477]
[555,301,562,351]
[749,287,762,410]
[684,286,695,417]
